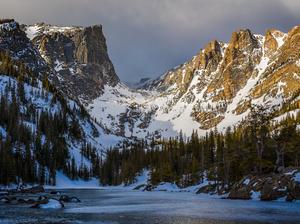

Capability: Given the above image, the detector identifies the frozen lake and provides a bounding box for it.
[0,189,300,223]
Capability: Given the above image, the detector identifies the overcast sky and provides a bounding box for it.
[1,0,300,82]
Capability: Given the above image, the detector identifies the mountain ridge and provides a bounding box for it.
[86,25,299,138]
[1,18,299,141]
[0,19,299,194]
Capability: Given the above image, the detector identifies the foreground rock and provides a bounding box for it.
[196,184,217,195]
[228,186,251,200]
[227,168,300,201]
[50,191,61,195]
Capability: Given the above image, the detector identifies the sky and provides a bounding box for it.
[0,0,300,83]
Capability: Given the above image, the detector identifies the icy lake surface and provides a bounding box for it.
[1,189,300,223]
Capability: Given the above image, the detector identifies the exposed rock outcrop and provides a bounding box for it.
[24,23,119,102]
[227,169,300,201]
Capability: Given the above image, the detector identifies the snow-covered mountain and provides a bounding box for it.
[0,18,300,187]
[23,22,119,103]
[87,28,300,139]
[0,19,123,184]
[3,19,300,142]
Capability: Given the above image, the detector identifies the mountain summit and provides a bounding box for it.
[24,23,119,103]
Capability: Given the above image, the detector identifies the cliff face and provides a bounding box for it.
[24,23,119,102]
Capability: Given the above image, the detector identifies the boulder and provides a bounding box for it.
[133,184,147,191]
[286,182,300,201]
[143,184,155,192]
[196,184,217,194]
[38,196,48,201]
[260,182,286,201]
[228,187,251,200]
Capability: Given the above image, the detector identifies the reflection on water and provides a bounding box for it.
[0,189,300,224]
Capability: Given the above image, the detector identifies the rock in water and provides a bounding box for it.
[59,195,81,203]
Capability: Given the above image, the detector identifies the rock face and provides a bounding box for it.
[0,20,48,76]
[24,23,119,103]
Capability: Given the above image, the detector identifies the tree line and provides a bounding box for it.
[99,106,300,191]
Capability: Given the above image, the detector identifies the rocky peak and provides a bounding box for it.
[0,20,48,75]
[76,25,108,64]
[223,29,259,66]
[199,40,222,71]
[25,23,119,102]
[264,29,285,57]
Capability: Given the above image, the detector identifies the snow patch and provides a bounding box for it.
[25,25,40,40]
[294,172,300,183]
[45,171,100,189]
[39,199,63,209]
[243,178,250,185]
[154,182,179,192]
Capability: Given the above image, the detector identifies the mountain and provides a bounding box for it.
[16,21,300,141]
[0,18,299,188]
[87,27,300,139]
[0,19,122,185]
[23,22,119,103]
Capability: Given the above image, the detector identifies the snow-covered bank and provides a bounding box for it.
[45,171,101,189]
[2,168,300,203]
[99,168,300,202]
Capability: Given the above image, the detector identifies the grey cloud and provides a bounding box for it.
[0,0,300,82]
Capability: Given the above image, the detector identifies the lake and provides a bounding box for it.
[0,189,299,223]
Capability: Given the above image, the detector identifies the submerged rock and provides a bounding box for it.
[17,198,35,204]
[59,195,81,203]
[50,191,61,195]
[0,196,11,203]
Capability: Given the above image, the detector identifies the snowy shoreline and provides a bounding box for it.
[2,169,300,203]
